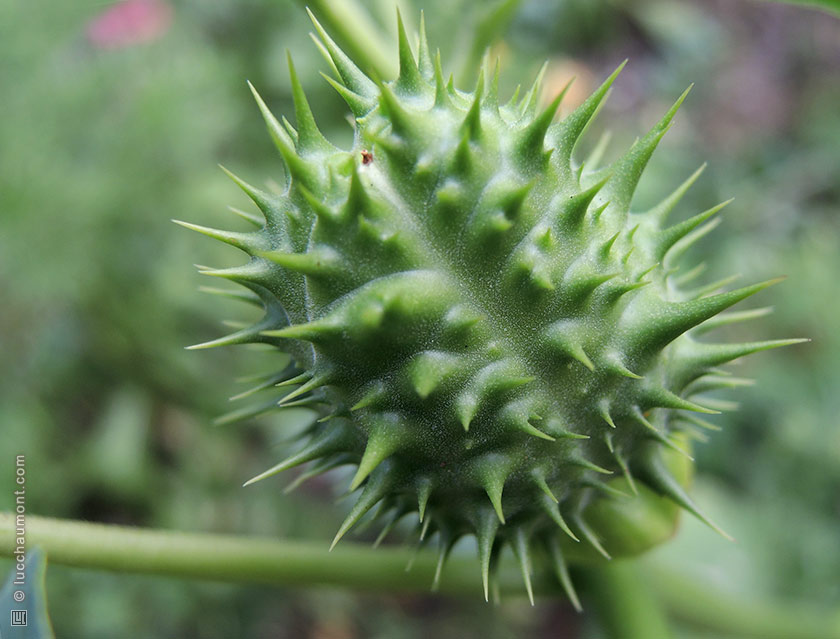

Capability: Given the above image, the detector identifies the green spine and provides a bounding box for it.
[180,10,806,603]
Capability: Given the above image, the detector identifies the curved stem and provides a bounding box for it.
[0,513,528,596]
[582,561,673,639]
[3,512,840,639]
[303,0,396,79]
[643,562,840,639]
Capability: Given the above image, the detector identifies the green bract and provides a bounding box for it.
[181,11,804,604]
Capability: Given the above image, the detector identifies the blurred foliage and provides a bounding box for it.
[0,549,54,638]
[0,0,837,637]
[760,0,840,17]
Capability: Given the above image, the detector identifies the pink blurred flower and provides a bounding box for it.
[86,0,173,50]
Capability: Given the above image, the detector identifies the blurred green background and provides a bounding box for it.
[1,0,838,637]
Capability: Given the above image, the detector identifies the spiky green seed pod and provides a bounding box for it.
[181,11,806,603]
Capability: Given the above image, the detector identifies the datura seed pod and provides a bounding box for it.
[180,10,805,604]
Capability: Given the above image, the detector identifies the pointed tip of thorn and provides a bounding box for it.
[329,534,341,552]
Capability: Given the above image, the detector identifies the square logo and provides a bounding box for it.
[10,609,27,626]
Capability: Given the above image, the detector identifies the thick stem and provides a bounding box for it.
[0,513,530,596]
[582,561,673,639]
[3,513,839,639]
[643,562,840,639]
[303,0,396,79]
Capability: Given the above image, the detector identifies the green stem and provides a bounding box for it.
[0,513,529,596]
[582,561,673,639]
[303,0,396,79]
[644,562,840,639]
[456,0,522,87]
[3,513,839,639]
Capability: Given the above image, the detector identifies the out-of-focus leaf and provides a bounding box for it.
[0,548,55,638]
[755,0,840,17]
